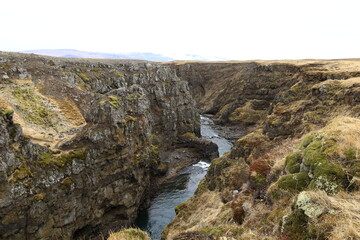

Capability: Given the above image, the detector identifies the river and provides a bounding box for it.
[135,116,232,240]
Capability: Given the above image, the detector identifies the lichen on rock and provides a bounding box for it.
[296,191,325,218]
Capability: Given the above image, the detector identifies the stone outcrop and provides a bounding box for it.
[168,61,360,139]
[169,62,302,125]
[0,52,213,239]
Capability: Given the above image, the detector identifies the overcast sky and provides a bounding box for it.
[1,0,359,60]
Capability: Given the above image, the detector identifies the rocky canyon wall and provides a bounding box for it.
[0,52,205,239]
[164,60,360,240]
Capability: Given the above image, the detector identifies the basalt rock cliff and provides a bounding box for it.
[0,52,217,239]
[164,60,360,240]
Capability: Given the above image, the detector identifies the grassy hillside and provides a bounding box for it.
[164,59,360,240]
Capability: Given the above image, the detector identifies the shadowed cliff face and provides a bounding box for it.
[169,61,360,136]
[0,52,209,239]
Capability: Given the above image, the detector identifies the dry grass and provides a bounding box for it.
[164,191,225,240]
[229,101,267,125]
[107,228,150,240]
[0,80,86,150]
[52,97,85,126]
[0,96,11,110]
[312,77,360,90]
[253,137,301,180]
[322,116,360,154]
[172,59,360,72]
[338,77,360,87]
[305,190,360,240]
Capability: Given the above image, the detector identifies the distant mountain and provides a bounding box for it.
[21,49,174,62]
[20,49,228,62]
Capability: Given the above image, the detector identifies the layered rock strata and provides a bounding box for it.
[0,52,215,239]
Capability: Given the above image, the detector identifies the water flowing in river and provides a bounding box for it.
[135,116,232,239]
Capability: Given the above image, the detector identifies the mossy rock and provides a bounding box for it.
[61,177,74,185]
[148,144,161,171]
[285,151,302,174]
[276,171,310,192]
[309,175,342,194]
[313,161,345,180]
[109,96,120,109]
[116,71,124,77]
[31,192,46,201]
[300,133,315,148]
[77,73,90,82]
[8,162,32,182]
[39,150,86,168]
[281,209,316,240]
[308,160,346,194]
[302,140,327,167]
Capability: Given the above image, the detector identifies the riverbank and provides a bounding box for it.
[135,116,233,239]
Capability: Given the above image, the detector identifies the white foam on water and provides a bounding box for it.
[193,161,210,169]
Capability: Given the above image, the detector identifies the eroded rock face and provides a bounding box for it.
[0,52,203,239]
[169,62,301,124]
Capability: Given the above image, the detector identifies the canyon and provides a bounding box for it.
[0,52,216,239]
[1,52,360,240]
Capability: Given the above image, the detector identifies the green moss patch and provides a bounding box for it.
[300,133,315,148]
[281,209,316,240]
[11,86,58,128]
[302,140,328,167]
[1,109,14,116]
[309,162,347,194]
[8,162,32,182]
[344,148,360,177]
[285,151,302,174]
[199,228,225,237]
[108,95,120,109]
[116,71,124,77]
[31,192,46,201]
[39,150,86,168]
[277,171,311,192]
[61,177,74,185]
[77,73,90,82]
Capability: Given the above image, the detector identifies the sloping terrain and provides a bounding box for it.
[164,60,360,240]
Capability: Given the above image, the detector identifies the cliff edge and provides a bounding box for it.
[0,52,216,239]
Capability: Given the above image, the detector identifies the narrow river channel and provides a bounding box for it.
[135,116,232,240]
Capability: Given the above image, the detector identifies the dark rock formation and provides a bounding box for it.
[0,52,215,239]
